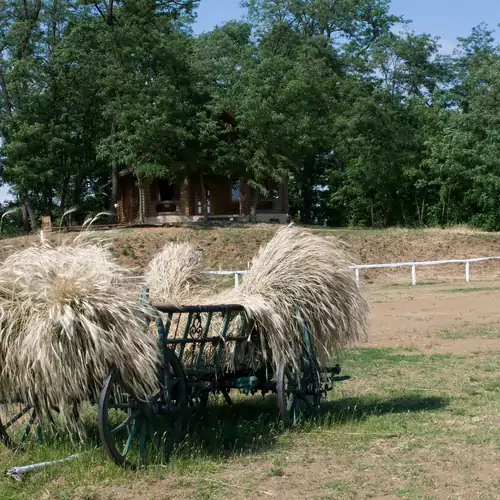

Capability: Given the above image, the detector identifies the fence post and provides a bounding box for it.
[234,272,240,291]
[355,268,359,284]
[411,265,417,286]
[465,262,470,282]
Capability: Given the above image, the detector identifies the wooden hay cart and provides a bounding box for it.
[97,302,343,467]
[0,302,345,467]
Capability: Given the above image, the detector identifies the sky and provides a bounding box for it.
[1,0,499,204]
[193,0,500,54]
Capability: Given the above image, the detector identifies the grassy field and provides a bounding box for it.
[1,227,500,498]
[2,343,500,499]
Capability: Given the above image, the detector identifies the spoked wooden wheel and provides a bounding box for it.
[98,348,188,468]
[276,362,321,427]
[188,388,209,410]
[0,403,48,450]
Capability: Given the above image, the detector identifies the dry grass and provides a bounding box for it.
[211,225,369,371]
[145,242,223,369]
[141,228,370,373]
[143,227,368,373]
[422,224,487,235]
[145,242,208,306]
[0,232,160,432]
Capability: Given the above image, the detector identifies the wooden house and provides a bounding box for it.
[115,110,289,225]
[115,170,289,225]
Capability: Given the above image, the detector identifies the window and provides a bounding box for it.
[197,187,211,215]
[261,181,279,200]
[231,180,240,202]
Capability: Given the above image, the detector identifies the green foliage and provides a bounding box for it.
[0,1,500,229]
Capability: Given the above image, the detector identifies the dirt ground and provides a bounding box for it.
[4,227,500,499]
[366,282,500,353]
[95,282,500,500]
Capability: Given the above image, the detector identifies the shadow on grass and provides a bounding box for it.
[176,392,449,459]
[318,394,449,424]
[0,393,448,466]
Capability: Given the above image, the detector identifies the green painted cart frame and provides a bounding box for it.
[97,302,343,468]
[0,302,344,468]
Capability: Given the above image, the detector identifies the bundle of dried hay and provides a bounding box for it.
[214,225,368,370]
[146,242,207,306]
[146,242,217,368]
[0,236,160,432]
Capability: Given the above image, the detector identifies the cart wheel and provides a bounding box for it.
[98,348,188,468]
[276,362,321,427]
[188,389,209,409]
[0,403,49,450]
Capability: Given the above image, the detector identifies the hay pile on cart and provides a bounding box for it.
[0,224,368,467]
[147,225,368,373]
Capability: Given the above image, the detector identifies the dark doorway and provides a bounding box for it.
[158,179,175,201]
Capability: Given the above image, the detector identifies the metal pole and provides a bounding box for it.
[411,265,417,286]
[234,273,240,291]
[465,262,470,282]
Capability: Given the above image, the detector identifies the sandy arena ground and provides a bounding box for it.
[366,281,500,353]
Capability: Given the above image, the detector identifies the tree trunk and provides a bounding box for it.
[440,186,449,224]
[25,197,37,231]
[21,201,29,234]
[72,173,84,208]
[300,156,314,224]
[400,200,407,226]
[446,188,451,224]
[199,175,208,222]
[370,199,375,227]
[17,0,42,60]
[250,187,259,218]
[59,174,69,217]
[416,192,426,223]
[108,119,118,224]
[281,177,290,214]
[0,69,12,117]
[47,186,53,216]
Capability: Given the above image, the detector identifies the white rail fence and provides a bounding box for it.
[351,256,500,286]
[128,256,500,289]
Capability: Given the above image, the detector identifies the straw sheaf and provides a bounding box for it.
[212,225,369,370]
[146,242,208,306]
[0,239,160,431]
[145,228,368,374]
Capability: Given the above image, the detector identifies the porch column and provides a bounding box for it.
[250,186,259,217]
[280,177,289,213]
[137,177,145,223]
[179,178,190,216]
[239,177,250,215]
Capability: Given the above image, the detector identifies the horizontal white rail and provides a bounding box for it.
[351,256,500,270]
[125,256,500,288]
[350,256,500,286]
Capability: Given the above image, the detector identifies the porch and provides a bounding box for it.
[116,173,289,225]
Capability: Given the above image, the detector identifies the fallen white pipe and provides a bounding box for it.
[6,454,79,480]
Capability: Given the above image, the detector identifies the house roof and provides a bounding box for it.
[119,166,134,177]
